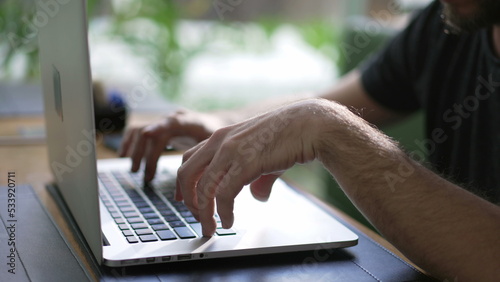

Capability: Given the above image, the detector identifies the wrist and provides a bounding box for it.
[311,99,400,172]
[308,99,353,161]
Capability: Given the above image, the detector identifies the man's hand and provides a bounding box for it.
[119,109,226,182]
[175,100,323,236]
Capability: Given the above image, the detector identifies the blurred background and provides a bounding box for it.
[0,0,431,231]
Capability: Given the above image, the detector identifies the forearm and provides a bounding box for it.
[314,100,500,280]
[214,70,398,126]
[213,92,315,125]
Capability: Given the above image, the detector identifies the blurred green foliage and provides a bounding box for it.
[1,0,340,100]
[0,0,101,80]
[109,0,185,100]
[0,0,40,79]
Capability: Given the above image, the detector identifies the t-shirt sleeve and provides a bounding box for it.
[360,1,442,113]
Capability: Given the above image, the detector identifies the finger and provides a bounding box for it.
[215,172,240,229]
[143,129,173,183]
[182,139,207,162]
[185,141,233,236]
[198,183,217,236]
[177,164,200,219]
[250,173,282,202]
[118,128,135,157]
[174,177,184,202]
[174,140,207,201]
[127,118,177,172]
[129,128,149,172]
[200,161,243,233]
[142,138,159,183]
[220,162,247,229]
[197,165,225,236]
[176,141,214,220]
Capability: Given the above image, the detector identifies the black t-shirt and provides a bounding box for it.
[361,0,500,203]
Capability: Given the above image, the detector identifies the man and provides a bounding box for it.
[120,0,500,280]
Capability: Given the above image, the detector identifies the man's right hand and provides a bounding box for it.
[119,109,226,183]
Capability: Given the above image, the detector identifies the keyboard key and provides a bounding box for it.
[151,224,169,231]
[129,195,143,202]
[114,218,126,224]
[146,193,160,200]
[129,172,142,181]
[114,196,128,202]
[136,228,154,236]
[174,227,196,239]
[142,212,160,219]
[189,223,203,237]
[118,224,130,230]
[131,223,149,230]
[108,190,123,197]
[172,202,189,211]
[116,201,131,208]
[119,206,135,212]
[184,216,198,223]
[121,184,135,192]
[180,211,193,218]
[150,199,164,207]
[159,209,175,216]
[169,221,186,228]
[134,201,150,208]
[165,215,180,222]
[216,228,236,236]
[123,211,139,218]
[139,207,155,214]
[139,235,158,242]
[123,230,134,237]
[127,236,139,244]
[147,218,164,226]
[157,230,177,241]
[162,191,175,200]
[153,201,169,208]
[127,217,144,224]
[130,196,145,203]
[127,190,141,198]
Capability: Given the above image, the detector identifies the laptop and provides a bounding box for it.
[37,0,358,267]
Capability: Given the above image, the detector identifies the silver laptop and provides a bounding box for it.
[37,0,357,267]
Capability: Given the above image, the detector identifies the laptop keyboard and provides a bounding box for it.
[98,170,236,244]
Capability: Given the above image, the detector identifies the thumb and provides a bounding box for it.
[250,173,283,202]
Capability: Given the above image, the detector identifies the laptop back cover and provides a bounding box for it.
[37,0,103,262]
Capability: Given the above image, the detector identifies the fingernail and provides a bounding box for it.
[193,214,200,222]
[254,193,269,202]
[202,227,214,237]
[144,173,152,183]
[143,176,153,186]
[131,164,139,172]
[174,192,182,201]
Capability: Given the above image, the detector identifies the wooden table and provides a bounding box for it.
[0,115,425,280]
